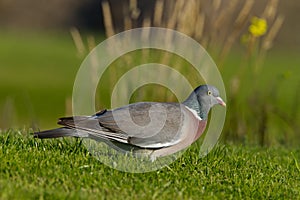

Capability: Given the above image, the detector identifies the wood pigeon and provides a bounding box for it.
[34,85,226,161]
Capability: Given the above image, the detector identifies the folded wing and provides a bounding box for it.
[58,102,201,149]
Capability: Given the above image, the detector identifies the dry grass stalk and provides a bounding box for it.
[153,0,164,27]
[142,17,151,28]
[124,16,132,30]
[262,15,284,51]
[208,0,239,52]
[141,17,152,61]
[166,0,184,29]
[87,35,96,51]
[219,0,254,65]
[129,0,140,20]
[176,0,199,36]
[212,0,221,11]
[101,0,115,37]
[262,0,278,22]
[98,0,283,69]
[255,14,284,72]
[235,0,255,26]
[213,0,239,32]
[70,27,86,58]
[252,0,281,73]
[194,12,205,44]
[86,35,99,87]
[129,0,138,12]
[159,0,185,65]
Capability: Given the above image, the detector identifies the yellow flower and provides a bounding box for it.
[248,17,268,37]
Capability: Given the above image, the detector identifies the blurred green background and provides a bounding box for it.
[0,0,299,146]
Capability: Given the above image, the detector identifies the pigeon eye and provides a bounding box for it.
[207,90,212,95]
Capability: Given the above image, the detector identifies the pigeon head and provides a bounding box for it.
[183,85,226,120]
[194,85,226,108]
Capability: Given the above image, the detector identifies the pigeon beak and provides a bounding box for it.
[216,97,226,107]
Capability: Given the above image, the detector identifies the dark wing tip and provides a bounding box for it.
[58,116,75,126]
[95,109,107,116]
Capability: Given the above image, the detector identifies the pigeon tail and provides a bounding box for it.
[33,127,88,139]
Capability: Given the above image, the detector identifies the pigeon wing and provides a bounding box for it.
[96,102,199,148]
[58,102,202,149]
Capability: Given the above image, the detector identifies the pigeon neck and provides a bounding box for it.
[183,94,209,120]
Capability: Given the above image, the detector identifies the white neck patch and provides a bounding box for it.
[184,105,202,121]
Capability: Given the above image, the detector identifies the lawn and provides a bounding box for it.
[0,30,300,199]
[0,130,299,199]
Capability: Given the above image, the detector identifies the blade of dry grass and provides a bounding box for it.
[262,0,279,22]
[153,0,164,27]
[101,0,115,37]
[70,27,86,58]
[219,0,254,66]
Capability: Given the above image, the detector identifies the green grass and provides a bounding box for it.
[0,130,299,199]
[1,31,300,198]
